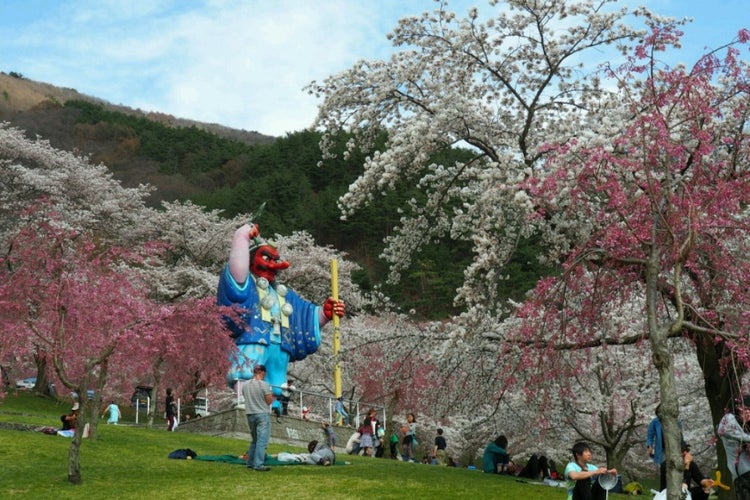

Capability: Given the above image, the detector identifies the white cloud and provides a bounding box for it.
[0,0,745,136]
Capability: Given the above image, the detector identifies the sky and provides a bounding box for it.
[0,0,747,137]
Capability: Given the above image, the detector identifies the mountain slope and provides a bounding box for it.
[0,71,275,145]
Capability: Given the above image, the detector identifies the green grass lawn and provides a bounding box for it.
[1,391,629,499]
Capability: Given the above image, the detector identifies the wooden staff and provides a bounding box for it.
[331,259,342,398]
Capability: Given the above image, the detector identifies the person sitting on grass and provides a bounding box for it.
[60,402,79,431]
[564,441,617,500]
[306,439,336,465]
[482,435,510,474]
[680,444,715,500]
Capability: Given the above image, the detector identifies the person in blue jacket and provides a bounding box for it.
[217,223,344,394]
[646,404,685,491]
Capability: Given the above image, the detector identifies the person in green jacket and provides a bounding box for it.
[482,435,510,473]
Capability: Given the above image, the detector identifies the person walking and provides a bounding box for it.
[334,397,350,426]
[102,401,121,425]
[432,428,448,465]
[243,364,274,472]
[165,388,177,431]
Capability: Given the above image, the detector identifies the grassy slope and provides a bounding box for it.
[1,391,617,499]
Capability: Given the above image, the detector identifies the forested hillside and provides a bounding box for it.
[0,74,552,318]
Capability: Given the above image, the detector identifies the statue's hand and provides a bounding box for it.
[246,223,260,239]
[323,298,345,319]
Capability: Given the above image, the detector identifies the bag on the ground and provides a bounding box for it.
[168,448,197,459]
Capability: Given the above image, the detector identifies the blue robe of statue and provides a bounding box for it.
[217,265,321,394]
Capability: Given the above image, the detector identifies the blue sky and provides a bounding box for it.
[0,0,747,137]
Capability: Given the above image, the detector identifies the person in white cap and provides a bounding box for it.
[61,403,79,430]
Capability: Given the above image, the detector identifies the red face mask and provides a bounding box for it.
[250,245,289,282]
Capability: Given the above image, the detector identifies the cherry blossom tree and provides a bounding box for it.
[307,0,645,322]
[0,123,156,394]
[516,24,750,498]
[306,0,654,439]
[309,1,749,495]
[0,218,232,483]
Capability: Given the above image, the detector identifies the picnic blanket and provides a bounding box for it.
[194,454,344,466]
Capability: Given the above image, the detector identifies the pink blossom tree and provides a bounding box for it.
[0,219,233,483]
[518,24,750,498]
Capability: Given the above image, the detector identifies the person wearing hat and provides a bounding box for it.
[61,402,79,431]
[718,394,750,499]
[242,364,274,472]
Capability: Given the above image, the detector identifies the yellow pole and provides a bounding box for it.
[331,259,342,398]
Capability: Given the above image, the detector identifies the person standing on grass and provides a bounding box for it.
[358,412,375,457]
[165,388,177,431]
[432,428,448,465]
[402,413,417,462]
[243,364,274,472]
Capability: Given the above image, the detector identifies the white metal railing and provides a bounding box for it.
[133,396,150,424]
[230,381,385,429]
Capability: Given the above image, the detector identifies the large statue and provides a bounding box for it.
[217,223,344,394]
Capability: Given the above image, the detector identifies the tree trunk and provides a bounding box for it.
[645,239,683,500]
[67,402,86,484]
[88,359,110,441]
[33,351,54,397]
[149,381,160,428]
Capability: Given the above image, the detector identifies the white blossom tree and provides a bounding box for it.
[307,0,644,323]
[308,2,750,497]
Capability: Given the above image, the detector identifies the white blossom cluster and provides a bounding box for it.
[307,0,644,326]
